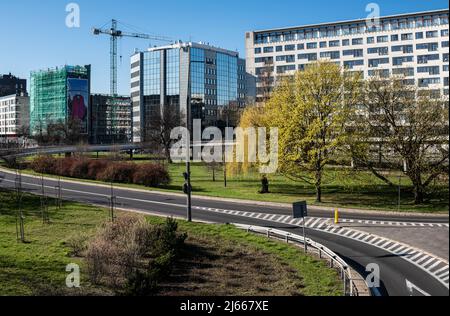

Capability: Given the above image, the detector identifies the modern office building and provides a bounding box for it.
[30,65,91,136]
[245,9,449,102]
[130,42,247,143]
[0,94,29,140]
[89,94,132,145]
[0,74,27,97]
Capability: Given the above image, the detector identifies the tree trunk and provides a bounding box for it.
[414,185,425,205]
[212,168,216,182]
[315,170,322,203]
[165,146,172,164]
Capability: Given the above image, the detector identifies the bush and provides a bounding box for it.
[87,160,108,180]
[85,216,186,295]
[30,155,57,174]
[133,164,171,188]
[55,158,75,177]
[65,232,90,257]
[97,162,136,184]
[69,159,90,179]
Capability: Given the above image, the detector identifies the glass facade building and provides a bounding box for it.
[131,42,246,143]
[245,9,449,102]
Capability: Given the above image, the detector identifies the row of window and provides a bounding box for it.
[258,60,450,73]
[255,29,449,54]
[268,52,450,64]
[254,13,449,44]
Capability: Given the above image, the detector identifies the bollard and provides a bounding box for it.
[335,209,339,225]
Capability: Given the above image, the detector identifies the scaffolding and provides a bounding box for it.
[30,65,89,134]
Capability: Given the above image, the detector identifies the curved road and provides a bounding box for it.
[0,169,448,296]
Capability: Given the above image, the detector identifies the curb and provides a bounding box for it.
[1,166,448,218]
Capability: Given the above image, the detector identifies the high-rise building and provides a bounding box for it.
[0,74,27,97]
[245,9,449,102]
[30,65,91,136]
[130,42,247,143]
[89,94,132,145]
[0,94,29,140]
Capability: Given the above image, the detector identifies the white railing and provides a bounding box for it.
[233,223,367,297]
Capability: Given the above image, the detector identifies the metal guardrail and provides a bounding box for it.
[233,223,364,297]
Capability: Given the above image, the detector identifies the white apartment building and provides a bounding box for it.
[0,94,29,139]
[245,9,449,102]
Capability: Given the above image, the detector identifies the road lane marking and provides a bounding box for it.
[406,280,431,296]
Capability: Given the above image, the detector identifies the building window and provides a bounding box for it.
[320,41,327,48]
[368,58,389,67]
[276,46,283,52]
[320,51,340,59]
[426,31,439,38]
[307,42,317,49]
[285,44,295,51]
[368,47,389,55]
[391,34,399,41]
[392,45,414,54]
[401,33,413,41]
[367,37,375,44]
[344,60,364,69]
[342,39,350,46]
[255,48,262,54]
[377,35,389,43]
[263,46,274,53]
[416,43,439,51]
[298,53,317,61]
[417,54,440,64]
[352,38,363,45]
[417,66,440,75]
[297,43,305,50]
[393,56,414,66]
[416,32,424,39]
[329,40,340,47]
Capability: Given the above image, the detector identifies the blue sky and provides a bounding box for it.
[1,0,448,95]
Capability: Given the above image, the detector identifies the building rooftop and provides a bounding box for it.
[134,41,240,58]
[250,8,449,34]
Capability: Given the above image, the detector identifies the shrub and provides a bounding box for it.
[55,158,75,177]
[85,216,186,295]
[97,162,136,184]
[69,159,90,179]
[30,155,57,174]
[65,232,90,257]
[87,160,108,180]
[133,163,170,188]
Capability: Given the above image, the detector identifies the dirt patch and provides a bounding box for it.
[158,235,305,296]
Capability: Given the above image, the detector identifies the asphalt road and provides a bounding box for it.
[0,169,448,296]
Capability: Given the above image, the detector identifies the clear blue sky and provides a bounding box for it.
[1,0,448,95]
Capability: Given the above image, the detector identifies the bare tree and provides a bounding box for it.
[144,105,183,163]
[351,76,449,204]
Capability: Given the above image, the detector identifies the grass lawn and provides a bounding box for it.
[4,154,448,213]
[0,189,342,296]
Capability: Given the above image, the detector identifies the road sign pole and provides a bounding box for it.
[303,214,307,253]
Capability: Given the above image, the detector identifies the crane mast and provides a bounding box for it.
[92,19,172,96]
[92,19,171,143]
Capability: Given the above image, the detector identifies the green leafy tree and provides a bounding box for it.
[264,61,361,202]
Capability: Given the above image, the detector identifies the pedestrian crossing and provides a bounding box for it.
[193,206,450,289]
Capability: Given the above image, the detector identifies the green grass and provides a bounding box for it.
[0,189,342,296]
[147,216,342,296]
[4,156,448,213]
